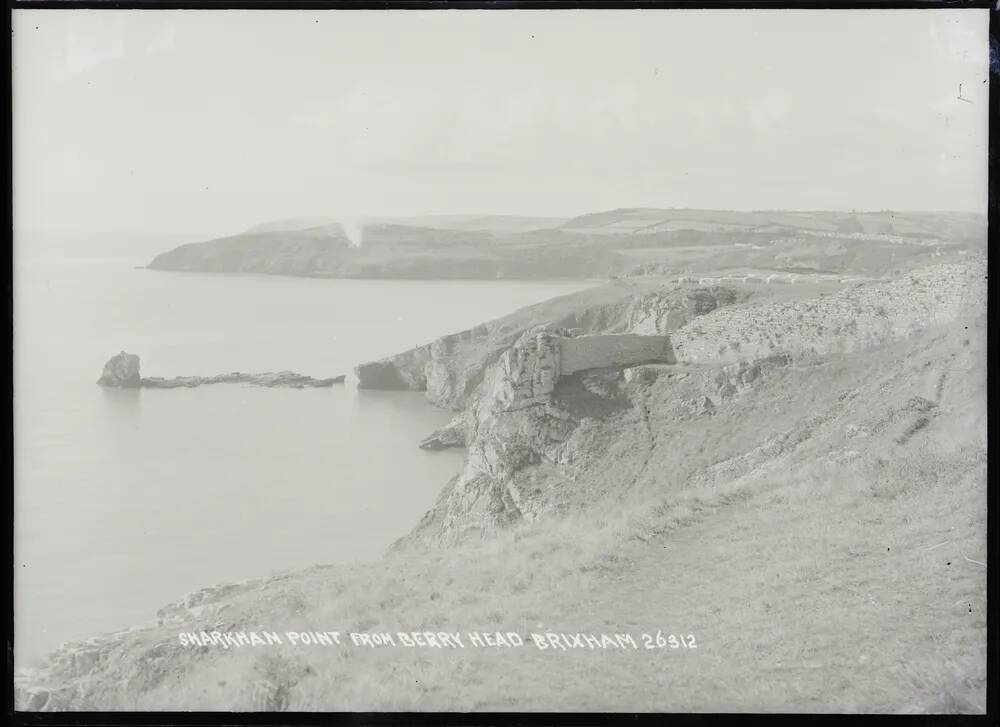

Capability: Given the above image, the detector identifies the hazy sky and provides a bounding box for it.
[13,8,989,238]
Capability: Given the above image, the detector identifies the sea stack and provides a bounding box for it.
[97,351,142,388]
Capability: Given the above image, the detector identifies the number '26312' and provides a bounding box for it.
[640,632,697,649]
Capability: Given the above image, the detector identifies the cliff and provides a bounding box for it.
[147,223,627,280]
[17,257,987,712]
[398,258,987,544]
[355,282,745,410]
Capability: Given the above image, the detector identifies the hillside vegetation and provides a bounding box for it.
[16,255,987,713]
[146,209,985,281]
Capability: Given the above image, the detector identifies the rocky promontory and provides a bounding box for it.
[396,256,988,544]
[19,251,988,712]
[146,209,985,282]
[146,222,625,280]
[355,282,746,411]
[96,353,344,389]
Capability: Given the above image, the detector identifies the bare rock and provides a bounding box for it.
[419,414,468,450]
[97,351,141,388]
[354,285,744,411]
[355,347,432,391]
[140,371,343,388]
[98,352,342,389]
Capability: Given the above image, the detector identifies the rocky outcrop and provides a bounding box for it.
[490,330,563,411]
[355,346,433,391]
[398,328,679,543]
[418,413,468,450]
[355,284,746,410]
[18,248,988,712]
[671,259,987,365]
[142,372,344,389]
[624,286,742,334]
[355,329,515,406]
[97,353,344,389]
[482,329,675,413]
[97,352,141,387]
[398,258,987,545]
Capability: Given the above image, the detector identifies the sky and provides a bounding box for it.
[12,8,990,240]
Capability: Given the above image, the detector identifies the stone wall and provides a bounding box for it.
[353,285,743,409]
[560,334,674,375]
[487,331,675,413]
[671,260,986,365]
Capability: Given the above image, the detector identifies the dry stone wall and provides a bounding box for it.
[670,260,986,365]
[487,331,675,412]
[561,334,673,375]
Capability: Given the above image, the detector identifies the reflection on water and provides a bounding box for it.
[98,385,142,413]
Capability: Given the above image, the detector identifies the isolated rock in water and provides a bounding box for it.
[97,351,141,387]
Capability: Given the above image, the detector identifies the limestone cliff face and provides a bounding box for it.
[489,330,562,411]
[355,346,433,390]
[401,348,785,545]
[354,327,506,405]
[412,331,578,540]
[624,286,742,334]
[398,258,987,545]
[418,413,468,450]
[355,284,747,411]
[399,330,683,544]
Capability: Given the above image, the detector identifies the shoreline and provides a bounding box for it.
[15,253,989,711]
[141,264,613,285]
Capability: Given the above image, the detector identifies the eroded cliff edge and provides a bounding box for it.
[14,255,987,712]
[394,258,987,545]
[355,282,746,411]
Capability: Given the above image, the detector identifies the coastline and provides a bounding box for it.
[15,253,988,711]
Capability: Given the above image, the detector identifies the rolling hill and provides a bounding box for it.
[147,209,985,282]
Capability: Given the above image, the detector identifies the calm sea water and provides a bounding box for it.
[13,254,595,666]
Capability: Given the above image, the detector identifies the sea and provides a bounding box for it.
[13,250,596,667]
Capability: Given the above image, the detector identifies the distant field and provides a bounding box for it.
[148,209,986,282]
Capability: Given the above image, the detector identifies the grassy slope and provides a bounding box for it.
[19,312,986,713]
